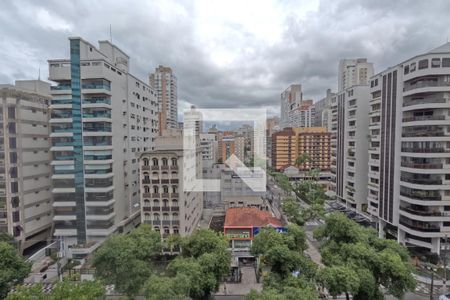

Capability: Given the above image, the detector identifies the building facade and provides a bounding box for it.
[149,66,178,133]
[140,133,203,237]
[367,43,450,254]
[48,37,158,256]
[272,127,331,171]
[338,58,374,91]
[280,84,302,129]
[0,80,52,253]
[314,89,335,131]
[330,85,371,212]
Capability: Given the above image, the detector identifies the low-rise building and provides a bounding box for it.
[224,207,284,254]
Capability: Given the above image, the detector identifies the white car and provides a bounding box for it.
[440,294,450,300]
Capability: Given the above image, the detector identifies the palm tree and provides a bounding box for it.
[294,153,310,169]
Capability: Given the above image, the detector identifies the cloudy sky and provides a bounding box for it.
[1,0,450,116]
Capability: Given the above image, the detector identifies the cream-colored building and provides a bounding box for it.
[0,80,52,253]
[140,132,203,237]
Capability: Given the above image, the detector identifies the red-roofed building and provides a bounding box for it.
[224,207,285,254]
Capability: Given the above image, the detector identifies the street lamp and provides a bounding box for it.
[425,263,437,300]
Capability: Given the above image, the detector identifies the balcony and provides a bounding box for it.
[403,79,450,92]
[401,147,449,153]
[171,206,179,212]
[400,190,441,201]
[161,193,170,198]
[142,179,151,184]
[400,176,442,185]
[399,220,440,232]
[172,220,180,226]
[170,165,178,170]
[400,206,446,217]
[401,162,443,169]
[152,206,161,211]
[161,207,170,212]
[403,97,447,107]
[161,179,170,184]
[151,166,159,170]
[171,193,179,198]
[171,179,179,184]
[142,207,151,212]
[142,165,150,170]
[83,97,111,105]
[402,131,446,138]
[402,115,446,122]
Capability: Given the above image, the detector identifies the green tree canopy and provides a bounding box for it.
[6,280,105,300]
[142,274,189,300]
[92,224,162,297]
[314,212,415,299]
[0,242,31,299]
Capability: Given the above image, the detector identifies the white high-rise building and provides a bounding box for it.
[331,58,373,211]
[149,66,178,133]
[367,43,450,254]
[330,85,371,211]
[199,133,218,170]
[0,80,52,253]
[48,37,158,257]
[280,84,302,128]
[338,58,374,91]
[314,89,336,131]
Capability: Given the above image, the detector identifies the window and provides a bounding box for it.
[404,65,409,75]
[418,59,428,69]
[431,58,441,68]
[443,58,450,67]
[410,62,416,72]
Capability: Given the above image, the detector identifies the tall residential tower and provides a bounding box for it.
[149,66,178,133]
[367,43,450,254]
[48,37,158,257]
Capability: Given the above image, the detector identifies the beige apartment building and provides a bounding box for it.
[272,127,331,171]
[0,80,53,253]
[140,132,203,237]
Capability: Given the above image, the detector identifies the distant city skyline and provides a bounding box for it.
[1,1,450,116]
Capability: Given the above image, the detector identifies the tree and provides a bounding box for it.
[6,284,45,300]
[295,153,309,169]
[314,212,415,299]
[251,226,311,279]
[0,242,31,299]
[6,280,105,300]
[50,280,105,300]
[174,229,230,299]
[273,173,292,196]
[0,233,16,249]
[127,223,162,260]
[142,274,189,300]
[281,197,305,226]
[93,234,152,297]
[317,266,360,300]
[169,257,216,300]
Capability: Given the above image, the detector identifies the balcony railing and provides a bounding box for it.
[403,80,450,92]
[400,190,441,201]
[403,97,447,107]
[402,131,446,138]
[401,162,443,169]
[400,206,446,217]
[402,115,445,122]
[401,147,449,153]
[399,220,440,232]
[400,177,442,185]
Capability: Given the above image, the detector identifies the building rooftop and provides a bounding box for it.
[224,207,283,228]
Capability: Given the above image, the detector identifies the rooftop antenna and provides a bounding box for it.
[109,24,113,43]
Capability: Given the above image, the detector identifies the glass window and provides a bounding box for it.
[431,58,441,68]
[443,58,450,67]
[404,65,409,74]
[418,59,428,69]
[410,62,416,72]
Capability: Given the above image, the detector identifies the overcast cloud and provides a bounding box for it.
[1,0,450,115]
